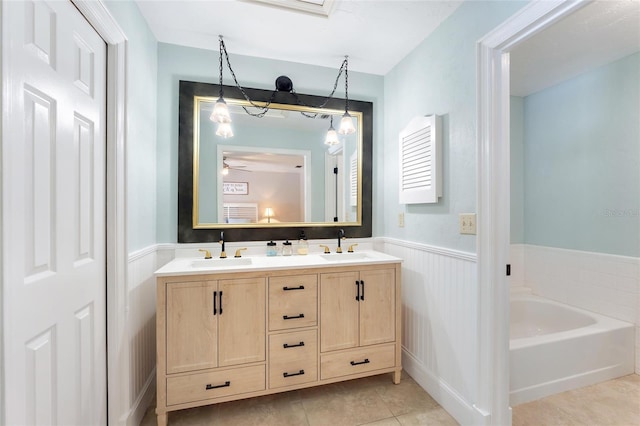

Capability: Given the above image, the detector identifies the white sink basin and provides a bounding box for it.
[190,258,252,268]
[319,252,371,262]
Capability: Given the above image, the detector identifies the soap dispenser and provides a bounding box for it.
[266,241,278,257]
[297,231,308,255]
[282,240,293,256]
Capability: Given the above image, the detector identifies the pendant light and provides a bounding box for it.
[338,56,355,135]
[210,36,232,132]
[210,36,356,141]
[216,122,233,138]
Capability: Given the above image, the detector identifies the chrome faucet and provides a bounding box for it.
[337,229,346,253]
[219,231,227,258]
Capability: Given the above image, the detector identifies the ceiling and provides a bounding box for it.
[510,0,640,96]
[135,0,463,75]
[136,0,640,94]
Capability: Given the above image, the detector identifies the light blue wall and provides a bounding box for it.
[104,0,158,252]
[510,96,525,243]
[383,1,527,253]
[521,52,640,257]
[156,43,384,243]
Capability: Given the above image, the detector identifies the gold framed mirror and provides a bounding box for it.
[178,81,373,242]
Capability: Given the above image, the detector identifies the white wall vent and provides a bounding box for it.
[399,115,442,204]
[349,150,358,207]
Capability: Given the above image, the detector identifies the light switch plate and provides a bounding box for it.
[398,213,405,228]
[459,213,476,235]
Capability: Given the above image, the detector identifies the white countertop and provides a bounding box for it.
[154,250,402,277]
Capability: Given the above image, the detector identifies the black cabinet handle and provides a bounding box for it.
[361,280,365,301]
[205,381,230,390]
[213,291,217,315]
[283,285,305,291]
[219,290,223,314]
[283,313,304,320]
[283,370,305,378]
[350,358,370,366]
[355,281,360,301]
[283,341,305,349]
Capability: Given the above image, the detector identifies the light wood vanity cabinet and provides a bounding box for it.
[165,278,266,374]
[156,262,401,426]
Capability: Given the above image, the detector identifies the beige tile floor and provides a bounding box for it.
[512,374,640,426]
[140,371,458,426]
[141,373,640,426]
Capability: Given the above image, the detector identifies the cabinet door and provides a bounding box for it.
[166,281,218,374]
[320,271,360,352]
[359,269,396,346]
[218,277,266,367]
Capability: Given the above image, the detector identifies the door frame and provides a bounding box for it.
[475,1,590,424]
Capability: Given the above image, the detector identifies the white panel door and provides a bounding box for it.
[2,0,107,424]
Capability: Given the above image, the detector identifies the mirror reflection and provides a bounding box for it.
[193,97,362,227]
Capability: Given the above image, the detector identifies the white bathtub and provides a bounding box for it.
[509,293,635,405]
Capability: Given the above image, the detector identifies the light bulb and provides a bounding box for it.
[338,111,356,135]
[216,122,233,138]
[210,97,231,123]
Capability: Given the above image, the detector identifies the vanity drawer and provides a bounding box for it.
[269,330,318,388]
[166,365,265,406]
[320,344,395,380]
[269,275,317,330]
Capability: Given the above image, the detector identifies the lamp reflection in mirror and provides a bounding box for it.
[264,207,274,223]
[325,116,340,146]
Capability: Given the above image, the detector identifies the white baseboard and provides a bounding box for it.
[402,349,481,425]
[126,369,156,426]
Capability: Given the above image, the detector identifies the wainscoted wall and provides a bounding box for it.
[126,246,174,425]
[376,237,479,425]
[510,244,640,373]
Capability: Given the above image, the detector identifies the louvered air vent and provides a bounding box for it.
[349,151,358,207]
[399,115,442,204]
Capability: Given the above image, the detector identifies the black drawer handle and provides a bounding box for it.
[283,341,305,349]
[283,370,305,378]
[205,381,230,390]
[361,280,365,301]
[213,291,217,315]
[283,285,305,291]
[219,290,223,314]
[283,313,304,320]
[350,358,370,366]
[355,281,360,301]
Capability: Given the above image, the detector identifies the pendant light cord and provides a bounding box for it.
[218,36,350,120]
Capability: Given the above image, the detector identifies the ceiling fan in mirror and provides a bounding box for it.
[222,156,251,175]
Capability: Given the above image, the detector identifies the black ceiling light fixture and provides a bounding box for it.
[210,35,355,140]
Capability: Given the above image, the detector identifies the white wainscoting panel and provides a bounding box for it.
[376,238,479,425]
[126,247,162,426]
[514,244,640,374]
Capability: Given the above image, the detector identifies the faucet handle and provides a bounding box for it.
[198,249,212,259]
[348,244,358,253]
[234,248,247,258]
[319,244,330,254]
